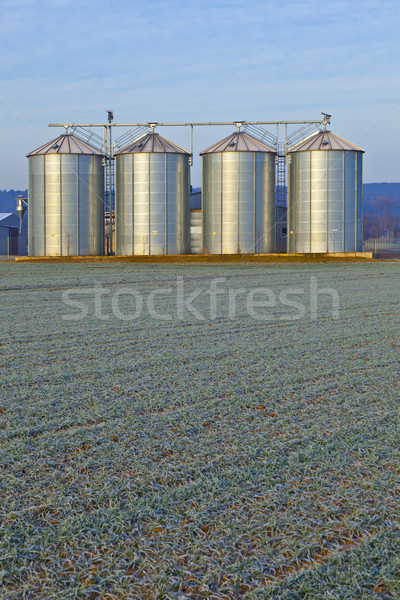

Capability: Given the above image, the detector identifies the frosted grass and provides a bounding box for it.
[0,262,399,599]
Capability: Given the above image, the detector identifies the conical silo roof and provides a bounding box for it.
[288,130,364,153]
[27,134,103,157]
[114,133,190,155]
[200,131,275,155]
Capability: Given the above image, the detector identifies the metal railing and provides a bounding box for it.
[363,236,400,252]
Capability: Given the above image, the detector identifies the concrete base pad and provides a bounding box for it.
[14,251,374,263]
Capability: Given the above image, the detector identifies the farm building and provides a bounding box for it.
[0,213,27,256]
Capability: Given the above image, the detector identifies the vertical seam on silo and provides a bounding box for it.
[94,155,97,256]
[30,158,34,256]
[43,157,46,257]
[132,155,135,256]
[77,155,80,256]
[122,155,125,255]
[360,154,363,251]
[201,156,204,254]
[148,154,151,255]
[95,155,97,256]
[342,152,345,252]
[290,154,292,254]
[91,156,94,256]
[101,156,103,255]
[294,155,296,253]
[355,153,357,252]
[113,156,116,255]
[309,152,311,253]
[104,155,106,254]
[114,158,121,255]
[165,153,168,254]
[29,159,32,255]
[187,155,190,253]
[237,152,240,253]
[287,155,290,253]
[253,153,256,253]
[28,159,31,255]
[292,155,295,254]
[326,152,329,254]
[220,153,223,254]
[288,157,291,253]
[60,156,63,256]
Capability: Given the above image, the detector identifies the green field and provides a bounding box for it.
[0,262,400,599]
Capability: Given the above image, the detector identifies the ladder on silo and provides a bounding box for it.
[104,155,115,254]
[276,143,287,221]
[105,157,114,215]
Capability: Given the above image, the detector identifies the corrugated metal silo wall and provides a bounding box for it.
[202,152,276,254]
[115,153,190,255]
[28,154,104,256]
[190,210,202,254]
[287,151,362,253]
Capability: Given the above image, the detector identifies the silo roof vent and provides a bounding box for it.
[288,130,364,153]
[200,131,276,155]
[27,134,104,157]
[114,133,190,155]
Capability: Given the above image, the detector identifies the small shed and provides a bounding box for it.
[0,213,28,256]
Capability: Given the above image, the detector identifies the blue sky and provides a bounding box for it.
[0,0,399,188]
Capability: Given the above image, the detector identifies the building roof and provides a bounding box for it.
[114,133,190,155]
[200,131,275,155]
[288,130,364,153]
[27,134,104,157]
[0,213,23,228]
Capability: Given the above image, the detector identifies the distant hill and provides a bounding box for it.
[362,184,400,236]
[364,184,400,218]
[363,183,400,202]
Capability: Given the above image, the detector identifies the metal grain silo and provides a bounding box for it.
[287,130,364,253]
[115,133,190,255]
[200,132,276,254]
[27,134,104,257]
